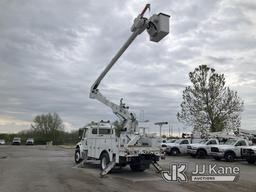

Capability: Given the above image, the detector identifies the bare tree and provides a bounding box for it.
[177,65,243,134]
[31,113,64,144]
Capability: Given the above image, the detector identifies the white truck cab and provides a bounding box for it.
[75,121,162,175]
[187,139,219,158]
[210,138,250,162]
[165,139,190,155]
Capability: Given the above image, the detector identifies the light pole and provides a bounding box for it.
[155,122,168,137]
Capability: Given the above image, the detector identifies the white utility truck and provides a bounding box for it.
[74,4,170,176]
[165,139,191,155]
[210,138,250,162]
[187,139,219,158]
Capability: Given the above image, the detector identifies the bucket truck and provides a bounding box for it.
[74,4,170,176]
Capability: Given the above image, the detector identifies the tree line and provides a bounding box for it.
[0,113,80,145]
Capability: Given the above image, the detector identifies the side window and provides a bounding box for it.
[207,140,217,145]
[99,128,111,135]
[92,128,98,134]
[236,140,246,146]
[82,128,88,138]
[181,140,189,144]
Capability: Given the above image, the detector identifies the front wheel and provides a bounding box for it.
[171,148,179,156]
[196,149,207,158]
[100,153,110,170]
[74,149,82,164]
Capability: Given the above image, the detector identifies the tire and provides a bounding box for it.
[196,149,207,158]
[246,158,256,164]
[224,152,235,162]
[171,148,179,156]
[130,164,146,172]
[213,156,221,161]
[100,152,110,170]
[74,148,82,164]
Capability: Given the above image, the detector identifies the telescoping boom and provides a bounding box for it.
[89,4,170,133]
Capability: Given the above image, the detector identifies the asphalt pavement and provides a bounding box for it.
[0,145,255,192]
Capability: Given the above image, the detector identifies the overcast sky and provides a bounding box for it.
[0,0,256,134]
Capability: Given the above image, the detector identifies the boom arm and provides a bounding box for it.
[89,4,169,133]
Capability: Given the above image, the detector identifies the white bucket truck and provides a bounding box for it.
[74,4,170,176]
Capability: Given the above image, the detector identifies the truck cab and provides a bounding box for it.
[210,138,249,162]
[75,121,116,163]
[187,139,219,158]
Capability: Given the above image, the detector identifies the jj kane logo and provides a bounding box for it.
[162,163,240,182]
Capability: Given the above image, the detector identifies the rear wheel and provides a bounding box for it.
[74,149,82,164]
[130,164,146,172]
[100,152,110,170]
[224,152,235,162]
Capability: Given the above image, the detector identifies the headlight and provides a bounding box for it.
[192,147,198,150]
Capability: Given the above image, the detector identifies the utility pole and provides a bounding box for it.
[168,122,170,137]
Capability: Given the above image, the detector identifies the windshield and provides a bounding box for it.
[224,139,237,145]
[199,139,208,144]
[175,140,181,144]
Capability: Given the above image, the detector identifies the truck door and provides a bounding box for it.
[87,128,98,158]
[180,140,189,153]
[206,139,218,152]
[81,128,88,151]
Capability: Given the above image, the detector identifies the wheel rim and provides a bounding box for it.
[75,151,80,162]
[102,156,107,169]
[227,154,233,161]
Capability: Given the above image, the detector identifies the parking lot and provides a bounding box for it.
[0,145,255,192]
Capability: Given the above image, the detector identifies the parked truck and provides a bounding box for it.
[75,121,162,173]
[187,139,219,158]
[74,4,170,176]
[210,138,250,162]
[165,139,191,155]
